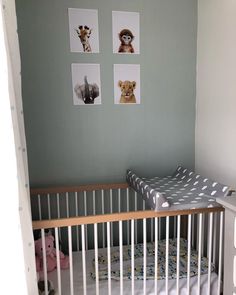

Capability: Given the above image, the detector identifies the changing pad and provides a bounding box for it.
[127,166,231,211]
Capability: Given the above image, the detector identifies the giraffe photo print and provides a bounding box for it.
[68,8,99,53]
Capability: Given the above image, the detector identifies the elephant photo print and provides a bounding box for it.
[71,63,101,105]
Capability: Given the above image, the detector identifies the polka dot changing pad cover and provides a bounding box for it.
[126,166,232,211]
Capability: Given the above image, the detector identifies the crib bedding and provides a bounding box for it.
[127,166,230,211]
[90,238,215,281]
[47,246,220,295]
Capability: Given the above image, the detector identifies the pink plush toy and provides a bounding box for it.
[35,235,69,272]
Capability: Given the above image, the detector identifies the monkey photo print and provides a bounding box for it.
[112,11,140,54]
[114,64,140,104]
[72,63,101,105]
[68,8,99,53]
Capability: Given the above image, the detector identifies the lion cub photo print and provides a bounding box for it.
[72,64,101,105]
[68,8,99,53]
[112,11,140,54]
[114,64,140,104]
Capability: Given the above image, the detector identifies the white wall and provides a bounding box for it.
[2,0,38,293]
[196,0,236,187]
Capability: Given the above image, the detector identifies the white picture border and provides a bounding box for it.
[68,8,99,53]
[112,11,140,54]
[71,63,101,106]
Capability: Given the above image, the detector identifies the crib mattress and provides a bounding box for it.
[127,166,230,211]
[46,246,220,295]
[91,238,215,281]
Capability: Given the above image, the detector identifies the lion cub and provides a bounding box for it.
[118,80,136,103]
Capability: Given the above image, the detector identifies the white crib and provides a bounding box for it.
[31,183,224,295]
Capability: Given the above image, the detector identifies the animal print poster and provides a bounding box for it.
[68,8,99,53]
[112,11,140,54]
[72,63,101,105]
[114,64,140,104]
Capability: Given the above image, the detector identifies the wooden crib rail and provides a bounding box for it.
[30,182,129,195]
[32,206,224,230]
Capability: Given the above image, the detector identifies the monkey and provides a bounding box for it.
[118,29,135,53]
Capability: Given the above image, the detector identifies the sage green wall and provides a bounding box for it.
[16,0,197,187]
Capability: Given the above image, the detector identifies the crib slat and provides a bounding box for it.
[166,216,169,294]
[154,217,158,294]
[217,211,223,295]
[127,188,130,245]
[93,190,96,215]
[134,192,137,244]
[81,224,87,295]
[68,226,74,295]
[66,192,69,218]
[196,214,199,251]
[176,215,181,295]
[84,192,88,250]
[107,222,111,295]
[143,218,147,294]
[56,193,60,218]
[75,192,79,251]
[119,220,123,295]
[110,189,113,247]
[94,223,99,295]
[38,194,42,220]
[84,191,87,216]
[207,213,213,295]
[101,190,105,248]
[55,227,62,295]
[187,214,192,294]
[192,214,195,248]
[75,192,78,217]
[41,229,48,295]
[197,213,203,295]
[118,189,121,213]
[56,193,62,241]
[151,218,153,242]
[47,193,51,219]
[131,219,135,295]
[201,214,205,255]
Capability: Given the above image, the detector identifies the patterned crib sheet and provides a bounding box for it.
[91,238,215,281]
[126,166,231,211]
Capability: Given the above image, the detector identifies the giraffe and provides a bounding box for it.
[75,25,92,53]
